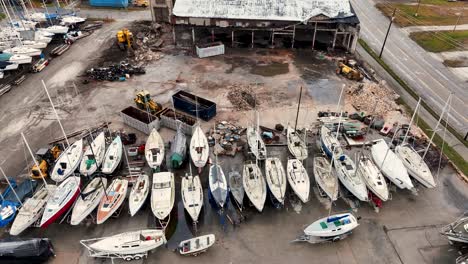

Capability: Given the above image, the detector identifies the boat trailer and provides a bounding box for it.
[291,232,352,244]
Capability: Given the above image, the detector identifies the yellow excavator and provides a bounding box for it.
[336,60,364,81]
[134,90,163,115]
[116,28,134,50]
[30,146,61,179]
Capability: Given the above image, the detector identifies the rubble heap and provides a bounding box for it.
[85,62,145,81]
[209,121,245,156]
[346,81,400,116]
[227,84,258,110]
[132,22,166,64]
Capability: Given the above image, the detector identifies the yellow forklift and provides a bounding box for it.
[116,28,134,51]
[30,146,61,179]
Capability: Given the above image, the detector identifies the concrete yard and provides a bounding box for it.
[0,20,467,264]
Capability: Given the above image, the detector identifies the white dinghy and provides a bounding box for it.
[265,157,287,204]
[145,129,165,169]
[102,136,122,175]
[287,125,308,160]
[178,234,215,256]
[96,178,128,224]
[70,177,107,225]
[334,154,368,202]
[190,124,209,169]
[356,154,389,201]
[303,213,359,239]
[129,173,150,217]
[287,159,310,203]
[181,172,203,222]
[79,132,106,176]
[151,172,175,220]
[243,162,267,212]
[313,157,339,201]
[51,139,83,182]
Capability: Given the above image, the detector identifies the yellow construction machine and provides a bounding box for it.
[134,90,163,114]
[116,28,134,50]
[336,60,364,81]
[30,146,61,179]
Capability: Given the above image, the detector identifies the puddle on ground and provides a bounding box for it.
[250,62,289,77]
[166,202,193,250]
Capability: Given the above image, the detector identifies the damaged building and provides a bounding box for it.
[153,0,360,52]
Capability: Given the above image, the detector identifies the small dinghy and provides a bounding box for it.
[40,176,81,228]
[395,144,435,188]
[320,125,343,158]
[265,157,287,205]
[101,136,122,175]
[96,178,128,224]
[441,217,468,244]
[246,126,267,160]
[70,177,107,225]
[151,172,175,220]
[313,157,339,201]
[287,159,310,203]
[170,127,187,169]
[209,164,228,208]
[50,139,83,182]
[334,154,368,202]
[303,213,359,240]
[178,234,215,256]
[129,173,150,217]
[371,139,414,190]
[228,170,244,207]
[79,132,106,176]
[10,185,56,235]
[0,201,17,227]
[287,125,308,160]
[181,173,203,222]
[356,155,389,201]
[145,129,165,169]
[242,162,267,212]
[190,124,209,169]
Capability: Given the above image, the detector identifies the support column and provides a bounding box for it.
[251,30,254,48]
[172,25,176,45]
[291,25,295,49]
[192,27,195,45]
[347,33,352,51]
[350,32,358,53]
[312,22,317,50]
[211,28,214,42]
[231,30,234,47]
[332,28,338,50]
[271,30,275,48]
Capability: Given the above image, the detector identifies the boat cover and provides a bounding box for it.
[3,180,38,203]
[0,238,54,263]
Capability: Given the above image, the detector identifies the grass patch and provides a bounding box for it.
[409,31,468,52]
[376,3,468,27]
[443,59,468,67]
[0,13,5,20]
[358,38,468,175]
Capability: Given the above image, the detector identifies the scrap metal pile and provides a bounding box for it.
[85,62,145,81]
[346,81,401,116]
[132,22,166,63]
[227,84,257,110]
[209,121,245,156]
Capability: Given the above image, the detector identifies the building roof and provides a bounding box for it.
[172,0,356,21]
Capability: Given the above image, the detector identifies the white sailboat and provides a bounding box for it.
[320,125,343,159]
[265,157,287,204]
[181,172,203,222]
[70,177,107,225]
[287,125,308,160]
[10,185,56,235]
[303,213,359,238]
[246,111,267,160]
[40,176,81,228]
[102,136,122,175]
[79,132,106,176]
[128,173,150,217]
[60,15,86,25]
[242,162,266,212]
[355,154,389,201]
[190,124,209,169]
[145,129,165,169]
[287,159,310,203]
[228,170,243,207]
[371,139,414,190]
[209,132,228,209]
[313,157,339,201]
[50,139,83,182]
[40,25,69,34]
[334,154,368,202]
[7,54,32,64]
[21,40,47,49]
[34,34,52,44]
[178,234,215,256]
[96,178,128,224]
[3,46,41,57]
[151,172,175,220]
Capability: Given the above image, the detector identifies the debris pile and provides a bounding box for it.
[227,84,257,110]
[209,121,245,156]
[85,62,145,81]
[132,22,166,63]
[346,82,400,116]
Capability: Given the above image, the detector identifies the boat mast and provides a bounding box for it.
[42,80,70,147]
[327,84,345,173]
[294,86,302,132]
[379,122,401,169]
[401,98,421,146]
[84,132,108,199]
[0,166,24,207]
[20,132,51,195]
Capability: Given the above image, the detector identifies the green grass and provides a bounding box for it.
[358,38,468,175]
[409,31,468,52]
[0,13,5,20]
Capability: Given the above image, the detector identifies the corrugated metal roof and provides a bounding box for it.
[172,0,355,21]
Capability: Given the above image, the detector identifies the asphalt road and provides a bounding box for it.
[350,0,467,136]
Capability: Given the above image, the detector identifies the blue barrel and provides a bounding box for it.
[89,0,128,8]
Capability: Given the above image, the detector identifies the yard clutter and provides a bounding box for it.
[346,81,400,116]
[132,22,167,64]
[209,121,244,156]
[85,61,145,81]
[227,84,257,110]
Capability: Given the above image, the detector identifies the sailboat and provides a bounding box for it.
[209,131,228,208]
[50,139,83,182]
[320,125,343,158]
[60,15,86,25]
[181,171,203,222]
[228,170,244,207]
[145,128,165,169]
[313,157,339,201]
[371,139,414,191]
[128,173,150,217]
[190,125,209,169]
[40,25,69,34]
[10,185,56,235]
[265,157,287,205]
[101,136,122,175]
[334,154,368,201]
[151,172,175,220]
[79,132,106,176]
[70,177,107,225]
[170,127,187,169]
[355,154,389,201]
[246,112,267,160]
[3,46,41,57]
[7,54,32,64]
[441,217,468,244]
[243,162,267,212]
[303,213,359,239]
[286,159,310,203]
[40,176,81,228]
[21,40,47,49]
[287,125,308,160]
[96,178,128,224]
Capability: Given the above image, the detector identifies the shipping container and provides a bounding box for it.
[159,108,196,136]
[120,106,160,134]
[89,0,129,8]
[172,90,216,121]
